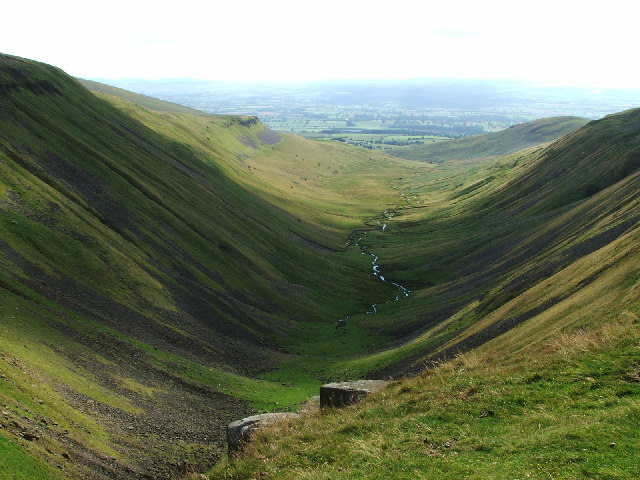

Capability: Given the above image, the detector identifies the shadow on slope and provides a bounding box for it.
[332,109,640,378]
[0,54,393,478]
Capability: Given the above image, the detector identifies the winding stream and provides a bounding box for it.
[338,210,411,325]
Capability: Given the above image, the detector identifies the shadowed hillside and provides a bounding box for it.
[0,54,422,479]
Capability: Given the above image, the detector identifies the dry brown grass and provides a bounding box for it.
[544,312,639,358]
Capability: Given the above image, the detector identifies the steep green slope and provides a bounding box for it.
[2,54,639,480]
[208,111,640,480]
[211,312,640,480]
[78,78,206,115]
[388,116,588,163]
[484,109,640,212]
[0,54,428,479]
[316,109,640,378]
[1,54,359,362]
[0,436,64,480]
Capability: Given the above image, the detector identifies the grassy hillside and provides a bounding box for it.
[1,53,638,480]
[78,78,206,115]
[90,86,427,234]
[0,54,431,479]
[388,116,589,163]
[208,111,640,480]
[313,109,640,379]
[211,313,640,479]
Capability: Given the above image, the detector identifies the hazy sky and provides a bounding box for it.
[3,0,639,88]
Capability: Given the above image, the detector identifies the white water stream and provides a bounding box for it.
[338,218,410,325]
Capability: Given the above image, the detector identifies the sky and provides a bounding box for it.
[2,0,639,88]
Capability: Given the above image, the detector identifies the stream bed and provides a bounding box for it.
[338,218,410,325]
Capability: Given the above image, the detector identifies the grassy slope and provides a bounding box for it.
[96,89,426,235]
[0,436,64,480]
[78,78,205,115]
[2,55,639,480]
[388,116,589,163]
[211,314,640,480]
[309,110,639,380]
[0,55,431,479]
[209,111,640,480]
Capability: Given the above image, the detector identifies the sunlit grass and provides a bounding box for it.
[0,437,64,480]
[209,316,640,479]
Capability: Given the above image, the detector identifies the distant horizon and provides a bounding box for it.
[86,75,640,93]
[3,0,639,89]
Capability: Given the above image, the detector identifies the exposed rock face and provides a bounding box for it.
[320,380,388,408]
[227,413,299,454]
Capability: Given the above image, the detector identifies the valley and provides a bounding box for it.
[0,54,639,480]
[96,78,640,154]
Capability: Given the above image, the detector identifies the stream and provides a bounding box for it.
[338,209,410,325]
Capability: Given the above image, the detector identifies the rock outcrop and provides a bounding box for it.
[227,381,387,453]
[320,380,388,408]
[227,412,299,454]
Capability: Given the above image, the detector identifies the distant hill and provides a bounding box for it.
[389,116,589,162]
